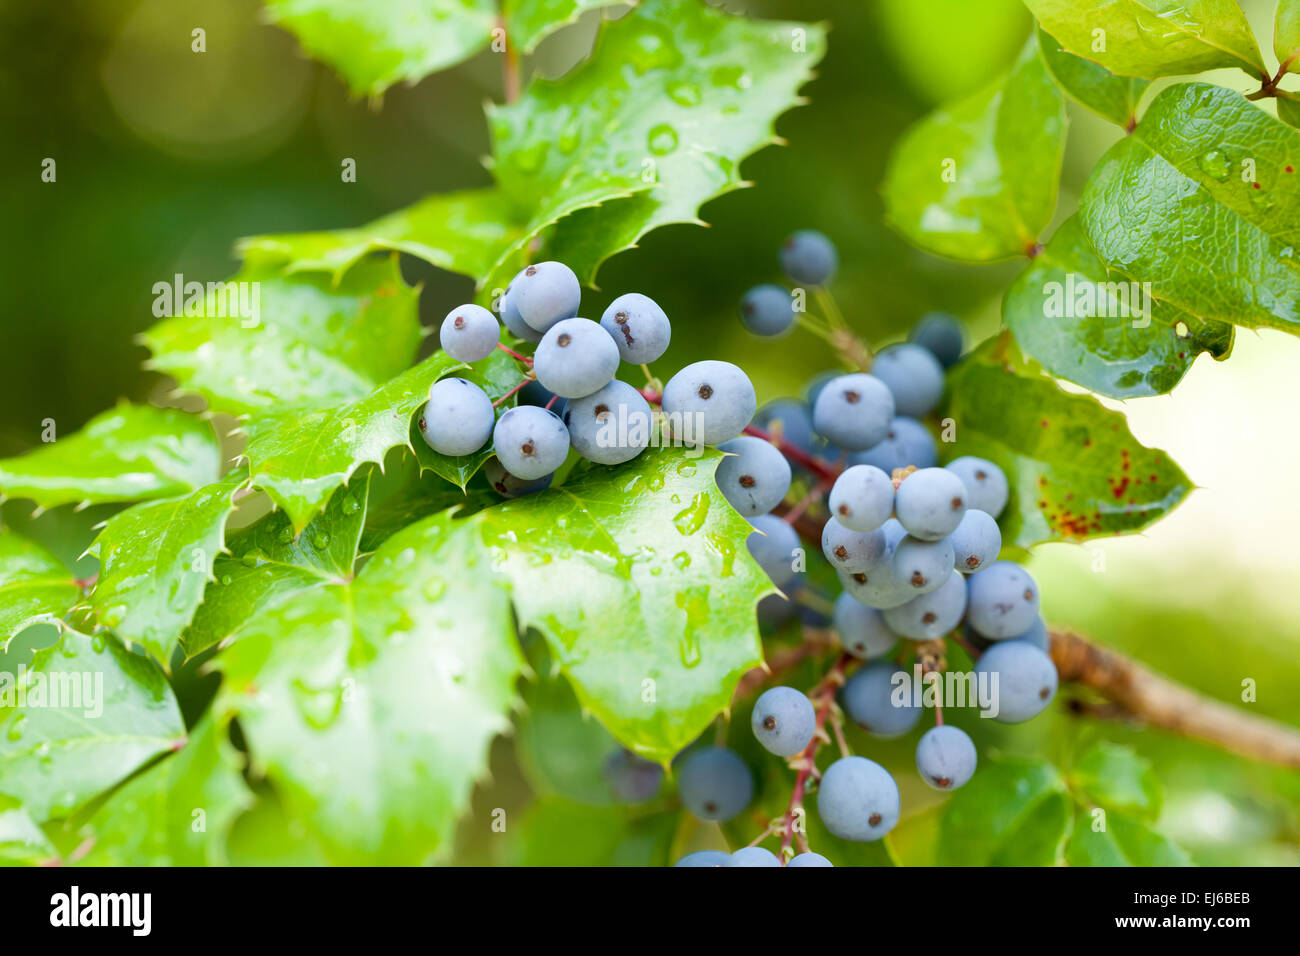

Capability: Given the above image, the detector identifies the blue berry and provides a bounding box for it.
[492,406,570,480]
[754,399,816,454]
[811,374,894,451]
[821,518,887,574]
[836,521,911,609]
[832,591,898,660]
[829,464,894,532]
[483,457,552,498]
[662,360,756,446]
[1011,614,1050,653]
[975,639,1058,723]
[498,287,543,344]
[674,850,730,867]
[816,756,899,842]
[892,534,955,594]
[871,344,945,418]
[439,303,499,362]
[779,230,838,286]
[909,312,965,368]
[716,436,792,517]
[883,569,966,639]
[944,456,1009,519]
[419,377,495,457]
[841,660,922,738]
[967,560,1039,639]
[564,380,653,465]
[751,686,816,757]
[739,284,796,336]
[534,317,620,398]
[677,747,753,822]
[512,261,580,333]
[746,514,801,588]
[805,371,839,407]
[728,846,782,867]
[915,725,977,790]
[600,293,671,364]
[949,509,1001,573]
[850,417,937,474]
[894,467,967,541]
[786,851,834,867]
[603,749,664,803]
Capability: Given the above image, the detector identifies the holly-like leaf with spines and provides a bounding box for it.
[0,530,79,650]
[68,714,253,866]
[215,511,523,865]
[503,0,827,285]
[359,450,492,552]
[1079,84,1300,339]
[1065,809,1193,865]
[87,471,248,662]
[1067,741,1163,821]
[140,257,421,417]
[181,473,369,659]
[0,630,185,822]
[1280,0,1300,75]
[1003,214,1233,398]
[882,36,1067,262]
[939,755,1074,865]
[1037,27,1150,127]
[1023,0,1267,79]
[0,403,221,511]
[943,338,1192,549]
[475,447,772,765]
[241,351,464,533]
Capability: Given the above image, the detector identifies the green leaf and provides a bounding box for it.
[1023,0,1267,78]
[1065,809,1193,866]
[181,474,369,659]
[87,471,247,662]
[944,338,1192,548]
[1003,214,1233,397]
[1079,84,1300,337]
[0,530,78,650]
[0,803,57,865]
[243,351,462,533]
[0,630,185,822]
[506,798,676,866]
[359,451,490,552]
[216,511,523,864]
[477,448,771,764]
[264,0,496,97]
[503,0,628,54]
[939,755,1073,865]
[1068,741,1162,820]
[0,403,221,510]
[411,348,524,488]
[882,37,1067,262]
[494,0,827,285]
[140,258,421,417]
[1279,91,1300,128]
[1280,0,1300,73]
[1037,27,1150,126]
[239,188,524,288]
[73,714,253,866]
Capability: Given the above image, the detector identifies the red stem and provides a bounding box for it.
[493,378,532,408]
[780,653,851,858]
[744,424,841,483]
[496,343,534,365]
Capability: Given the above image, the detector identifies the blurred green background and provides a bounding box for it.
[1,0,1296,865]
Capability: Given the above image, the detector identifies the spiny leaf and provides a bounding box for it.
[0,403,221,511]
[1037,26,1150,127]
[0,630,185,822]
[882,36,1067,262]
[1065,809,1193,865]
[181,473,370,659]
[216,511,523,865]
[943,337,1191,548]
[140,257,421,417]
[242,351,463,533]
[503,0,630,54]
[1067,741,1162,821]
[0,530,79,650]
[516,0,827,284]
[1023,0,1267,78]
[476,447,772,764]
[1003,214,1233,398]
[939,755,1073,865]
[87,471,248,662]
[359,451,492,553]
[71,714,253,866]
[1080,84,1300,338]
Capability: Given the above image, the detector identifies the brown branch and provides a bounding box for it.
[1050,629,1300,770]
[733,627,837,701]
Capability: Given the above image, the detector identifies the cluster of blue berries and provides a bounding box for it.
[422,260,760,493]
[668,230,1059,866]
